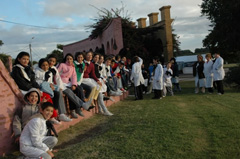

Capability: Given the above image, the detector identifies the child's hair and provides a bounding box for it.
[170,57,176,63]
[153,56,160,62]
[63,53,74,63]
[14,51,30,65]
[93,53,100,58]
[41,102,54,110]
[75,52,85,61]
[48,54,57,60]
[38,58,49,68]
[133,56,139,63]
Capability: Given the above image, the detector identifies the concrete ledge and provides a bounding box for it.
[55,91,129,133]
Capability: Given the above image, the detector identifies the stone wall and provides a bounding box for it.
[0,60,24,156]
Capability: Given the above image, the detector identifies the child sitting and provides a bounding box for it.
[20,102,58,159]
[34,58,71,122]
[13,88,41,144]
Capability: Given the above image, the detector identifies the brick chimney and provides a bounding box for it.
[137,18,147,28]
[160,6,171,21]
[148,12,159,26]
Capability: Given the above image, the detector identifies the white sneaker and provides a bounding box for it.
[103,111,113,116]
[109,97,115,102]
[50,118,61,125]
[59,114,72,122]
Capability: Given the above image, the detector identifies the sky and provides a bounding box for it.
[0,0,211,61]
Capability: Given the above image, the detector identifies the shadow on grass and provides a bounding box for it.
[55,120,112,149]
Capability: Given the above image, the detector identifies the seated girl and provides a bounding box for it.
[20,102,58,159]
[11,51,40,94]
[34,58,72,122]
[57,53,93,118]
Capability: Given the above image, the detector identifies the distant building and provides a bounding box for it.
[63,6,174,62]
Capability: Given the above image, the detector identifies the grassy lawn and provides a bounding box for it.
[3,81,240,159]
[53,81,240,159]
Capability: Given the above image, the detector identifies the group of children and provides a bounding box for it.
[131,56,181,100]
[11,51,132,159]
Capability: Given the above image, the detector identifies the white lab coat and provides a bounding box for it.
[153,64,164,90]
[163,67,173,87]
[213,56,225,81]
[130,57,144,86]
[204,60,213,87]
[20,114,49,157]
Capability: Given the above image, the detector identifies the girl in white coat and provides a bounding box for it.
[152,57,164,99]
[203,53,214,93]
[20,102,57,159]
[213,53,225,94]
[130,56,144,100]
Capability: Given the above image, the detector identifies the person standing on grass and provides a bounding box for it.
[152,56,164,99]
[20,102,58,159]
[204,53,214,94]
[163,62,174,96]
[212,52,225,95]
[170,57,181,92]
[193,55,206,93]
[130,56,145,100]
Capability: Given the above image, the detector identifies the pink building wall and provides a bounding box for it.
[63,18,124,57]
[0,60,24,156]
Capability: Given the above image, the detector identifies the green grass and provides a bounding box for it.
[3,81,240,159]
[54,81,240,159]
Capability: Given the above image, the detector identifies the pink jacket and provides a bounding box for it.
[57,62,78,86]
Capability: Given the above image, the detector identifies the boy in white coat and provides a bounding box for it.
[152,57,164,99]
[213,53,225,95]
[130,56,144,100]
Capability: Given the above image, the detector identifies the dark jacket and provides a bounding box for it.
[171,63,179,77]
[11,65,40,91]
[193,61,205,79]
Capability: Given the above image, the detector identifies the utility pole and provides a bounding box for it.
[29,37,34,68]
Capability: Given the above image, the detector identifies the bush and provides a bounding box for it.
[225,64,240,89]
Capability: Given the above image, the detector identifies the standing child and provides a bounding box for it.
[163,62,174,96]
[152,57,164,99]
[130,56,144,100]
[20,102,58,159]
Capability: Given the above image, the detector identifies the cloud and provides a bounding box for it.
[1,0,211,57]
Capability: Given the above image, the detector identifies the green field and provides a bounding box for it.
[4,81,240,159]
[54,81,240,159]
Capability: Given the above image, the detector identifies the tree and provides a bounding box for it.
[0,40,3,47]
[201,0,240,62]
[46,44,64,64]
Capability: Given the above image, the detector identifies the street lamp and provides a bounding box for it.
[29,37,34,68]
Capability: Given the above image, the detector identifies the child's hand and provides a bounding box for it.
[15,136,20,144]
[50,84,55,91]
[72,85,76,90]
[47,150,54,157]
[41,96,48,103]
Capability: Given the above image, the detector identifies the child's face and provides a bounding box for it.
[99,56,104,64]
[111,62,115,67]
[85,52,92,61]
[93,55,99,63]
[18,55,29,67]
[41,106,54,120]
[66,55,73,64]
[48,58,56,67]
[77,54,84,63]
[41,61,49,71]
[27,92,39,105]
[105,60,111,66]
[167,63,171,69]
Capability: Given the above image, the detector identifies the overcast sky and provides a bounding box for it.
[0,0,211,60]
